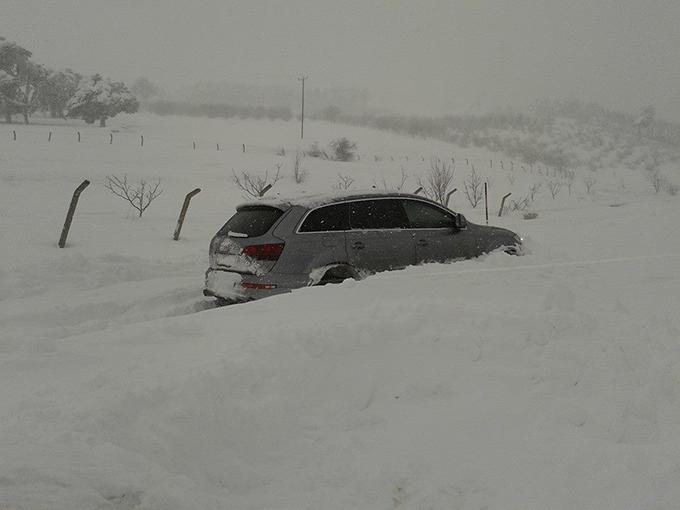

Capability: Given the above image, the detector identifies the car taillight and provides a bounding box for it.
[242,243,285,261]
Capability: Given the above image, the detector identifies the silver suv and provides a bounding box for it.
[204,191,522,304]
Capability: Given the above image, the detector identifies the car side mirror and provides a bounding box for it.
[453,214,467,229]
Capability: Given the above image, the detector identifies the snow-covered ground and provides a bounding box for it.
[1,114,679,509]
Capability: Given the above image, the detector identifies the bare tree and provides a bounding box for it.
[233,164,282,198]
[417,157,455,205]
[463,166,483,208]
[584,176,597,194]
[333,174,355,190]
[105,174,163,217]
[292,150,307,184]
[547,180,562,199]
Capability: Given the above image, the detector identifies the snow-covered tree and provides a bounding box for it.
[40,69,81,119]
[67,74,139,127]
[0,38,32,124]
[18,61,48,124]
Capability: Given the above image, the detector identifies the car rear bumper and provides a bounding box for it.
[204,268,298,302]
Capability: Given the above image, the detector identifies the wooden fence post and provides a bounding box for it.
[77,131,81,143]
[259,184,273,197]
[499,192,512,217]
[173,188,201,241]
[445,188,457,207]
[140,135,144,147]
[484,182,489,225]
[48,131,52,142]
[110,133,113,144]
[13,130,16,141]
[58,180,90,248]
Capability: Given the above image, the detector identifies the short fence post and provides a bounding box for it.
[242,143,246,153]
[445,188,457,207]
[140,135,144,147]
[48,131,52,142]
[216,143,220,151]
[12,130,16,141]
[259,184,273,197]
[414,186,423,195]
[110,133,113,144]
[498,192,512,217]
[173,188,201,241]
[58,180,90,248]
[193,141,196,150]
[77,131,81,143]
[484,182,489,225]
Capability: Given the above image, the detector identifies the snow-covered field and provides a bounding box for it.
[1,114,679,509]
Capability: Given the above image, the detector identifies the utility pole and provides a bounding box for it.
[298,75,308,139]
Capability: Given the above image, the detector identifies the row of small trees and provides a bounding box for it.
[0,36,138,126]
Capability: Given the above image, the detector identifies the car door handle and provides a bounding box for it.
[352,241,365,250]
[417,239,429,247]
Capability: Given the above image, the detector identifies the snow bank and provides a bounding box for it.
[1,114,679,509]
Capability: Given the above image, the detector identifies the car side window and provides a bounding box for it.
[349,199,410,230]
[401,199,455,228]
[299,203,349,232]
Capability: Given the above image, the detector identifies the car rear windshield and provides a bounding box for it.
[218,206,284,238]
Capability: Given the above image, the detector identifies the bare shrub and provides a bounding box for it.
[375,167,408,191]
[665,181,679,196]
[510,195,531,211]
[547,180,562,199]
[233,164,282,198]
[329,137,357,162]
[584,176,597,194]
[463,166,484,208]
[417,157,455,205]
[275,146,286,156]
[564,169,575,195]
[105,174,163,218]
[647,170,663,194]
[292,150,307,184]
[333,174,355,190]
[306,142,329,159]
[528,182,541,201]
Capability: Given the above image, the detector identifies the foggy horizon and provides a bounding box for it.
[3,0,680,120]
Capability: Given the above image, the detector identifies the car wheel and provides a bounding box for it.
[316,265,359,285]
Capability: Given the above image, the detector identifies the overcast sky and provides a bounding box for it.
[3,0,679,120]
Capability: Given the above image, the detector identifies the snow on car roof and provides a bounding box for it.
[236,189,429,210]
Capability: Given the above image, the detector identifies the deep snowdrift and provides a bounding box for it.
[1,115,679,509]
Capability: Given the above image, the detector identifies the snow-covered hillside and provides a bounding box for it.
[1,114,679,509]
